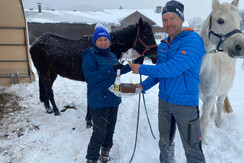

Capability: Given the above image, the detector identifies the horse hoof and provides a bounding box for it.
[86,121,93,128]
[54,111,61,116]
[47,110,54,114]
[46,108,53,114]
[215,119,222,127]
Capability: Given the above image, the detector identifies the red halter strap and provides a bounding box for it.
[133,25,158,56]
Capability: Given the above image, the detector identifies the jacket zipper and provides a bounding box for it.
[107,54,114,65]
[164,43,170,101]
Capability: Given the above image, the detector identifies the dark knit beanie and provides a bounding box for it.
[162,0,184,21]
[93,23,111,45]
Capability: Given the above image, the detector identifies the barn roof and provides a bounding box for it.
[104,9,189,27]
[119,11,157,26]
[25,9,120,25]
[25,8,189,27]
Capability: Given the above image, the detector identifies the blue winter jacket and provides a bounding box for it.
[140,29,205,106]
[82,46,131,109]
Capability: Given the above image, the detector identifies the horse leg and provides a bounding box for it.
[39,75,53,114]
[48,71,60,116]
[85,104,92,128]
[85,84,92,128]
[200,95,216,144]
[215,93,227,127]
[210,104,215,118]
[39,77,46,103]
[48,88,60,116]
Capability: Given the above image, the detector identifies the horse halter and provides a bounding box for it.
[208,15,242,51]
[133,24,157,56]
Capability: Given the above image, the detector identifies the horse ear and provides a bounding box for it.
[212,0,220,10]
[139,17,144,27]
[231,0,239,7]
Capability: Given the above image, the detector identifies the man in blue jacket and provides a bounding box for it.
[131,0,205,162]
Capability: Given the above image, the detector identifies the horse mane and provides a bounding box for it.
[110,24,136,46]
[110,24,137,57]
[199,15,211,51]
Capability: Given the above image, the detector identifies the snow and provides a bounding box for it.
[0,59,244,163]
[25,8,189,27]
[25,9,120,25]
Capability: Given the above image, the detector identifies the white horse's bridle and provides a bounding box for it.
[208,14,242,51]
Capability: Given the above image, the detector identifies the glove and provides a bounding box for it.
[113,64,124,72]
[133,56,144,65]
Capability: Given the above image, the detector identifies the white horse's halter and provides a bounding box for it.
[208,14,242,51]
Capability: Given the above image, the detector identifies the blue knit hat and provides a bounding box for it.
[93,23,111,45]
[162,0,184,21]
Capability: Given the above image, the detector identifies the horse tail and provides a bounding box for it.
[30,34,50,103]
[223,96,233,113]
[30,43,46,103]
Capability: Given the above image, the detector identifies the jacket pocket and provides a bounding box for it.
[92,88,105,103]
[188,120,201,143]
[168,76,187,96]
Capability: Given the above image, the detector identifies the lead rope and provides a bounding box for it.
[142,93,156,139]
[129,76,141,163]
[129,75,156,163]
[144,55,157,58]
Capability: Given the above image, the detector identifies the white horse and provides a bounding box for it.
[199,0,244,143]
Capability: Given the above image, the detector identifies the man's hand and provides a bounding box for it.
[130,64,141,74]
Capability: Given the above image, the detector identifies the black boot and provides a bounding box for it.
[99,147,111,163]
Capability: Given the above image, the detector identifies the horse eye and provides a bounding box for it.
[217,18,224,24]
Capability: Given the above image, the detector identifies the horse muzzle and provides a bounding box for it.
[228,44,244,58]
[148,48,158,64]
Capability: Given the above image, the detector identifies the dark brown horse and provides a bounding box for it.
[30,18,157,127]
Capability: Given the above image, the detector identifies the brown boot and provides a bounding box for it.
[86,159,98,163]
[99,147,111,163]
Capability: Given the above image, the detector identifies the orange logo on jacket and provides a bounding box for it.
[181,50,186,54]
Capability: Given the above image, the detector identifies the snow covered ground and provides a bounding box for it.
[0,59,244,163]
